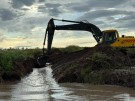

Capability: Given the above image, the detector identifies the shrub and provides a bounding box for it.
[81,65,103,84]
[90,52,112,70]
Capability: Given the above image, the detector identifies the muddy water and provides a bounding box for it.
[0,67,135,101]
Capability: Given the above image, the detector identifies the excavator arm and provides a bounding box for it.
[44,18,102,55]
[37,18,102,67]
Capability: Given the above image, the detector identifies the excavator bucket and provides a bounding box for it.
[37,55,48,67]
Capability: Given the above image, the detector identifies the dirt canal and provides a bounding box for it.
[0,66,135,101]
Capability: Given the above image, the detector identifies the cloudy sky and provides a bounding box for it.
[0,0,135,48]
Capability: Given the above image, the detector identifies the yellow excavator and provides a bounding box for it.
[37,18,135,66]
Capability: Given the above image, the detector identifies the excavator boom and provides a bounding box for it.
[38,18,103,67]
[44,18,102,55]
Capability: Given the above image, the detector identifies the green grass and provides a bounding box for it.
[0,48,42,71]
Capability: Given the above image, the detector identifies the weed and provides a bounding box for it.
[81,65,103,84]
[0,49,42,71]
[91,52,112,70]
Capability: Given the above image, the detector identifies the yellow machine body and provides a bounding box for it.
[102,30,135,47]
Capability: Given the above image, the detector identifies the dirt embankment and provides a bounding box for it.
[0,58,39,82]
[49,46,135,87]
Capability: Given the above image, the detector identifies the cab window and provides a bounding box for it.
[103,31,117,43]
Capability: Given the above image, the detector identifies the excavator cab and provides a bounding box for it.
[102,30,118,44]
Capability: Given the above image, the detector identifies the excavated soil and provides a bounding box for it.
[49,46,135,87]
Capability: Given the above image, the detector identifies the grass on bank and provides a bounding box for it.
[81,52,112,84]
[0,45,82,72]
[0,48,42,71]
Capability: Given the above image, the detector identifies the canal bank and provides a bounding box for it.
[0,49,42,82]
[49,46,135,88]
[0,57,38,82]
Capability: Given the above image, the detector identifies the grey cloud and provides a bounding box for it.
[132,4,135,7]
[78,10,133,21]
[0,8,17,21]
[77,9,135,31]
[24,16,48,26]
[0,19,29,34]
[119,14,135,21]
[117,20,135,29]
[21,8,30,11]
[65,0,127,12]
[38,0,45,3]
[0,12,48,35]
[65,2,90,12]
[38,5,46,12]
[87,0,127,8]
[45,3,61,8]
[127,0,135,7]
[38,3,62,16]
[48,8,61,16]
[11,0,35,9]
[11,16,48,33]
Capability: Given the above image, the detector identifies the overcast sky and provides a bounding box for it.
[0,0,135,48]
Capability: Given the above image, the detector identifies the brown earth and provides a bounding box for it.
[49,46,135,87]
[0,58,39,82]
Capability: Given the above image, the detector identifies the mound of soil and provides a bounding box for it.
[49,46,135,87]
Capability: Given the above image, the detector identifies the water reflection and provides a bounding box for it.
[61,83,135,101]
[0,67,135,101]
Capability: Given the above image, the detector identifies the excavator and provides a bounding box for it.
[37,18,135,67]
